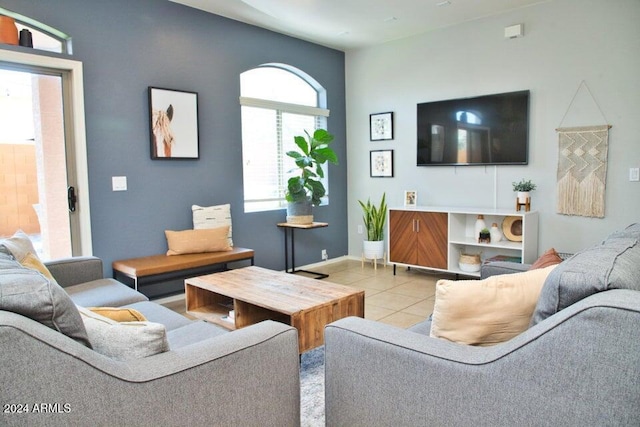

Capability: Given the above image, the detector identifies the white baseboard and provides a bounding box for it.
[295,255,352,270]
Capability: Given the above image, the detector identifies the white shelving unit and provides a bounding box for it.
[389,206,539,278]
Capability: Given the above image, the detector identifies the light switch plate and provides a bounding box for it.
[630,168,640,182]
[112,176,127,191]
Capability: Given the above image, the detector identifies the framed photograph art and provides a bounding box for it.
[149,87,199,159]
[370,150,394,177]
[404,190,417,207]
[370,112,393,141]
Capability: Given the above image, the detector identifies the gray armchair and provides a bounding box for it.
[325,289,640,426]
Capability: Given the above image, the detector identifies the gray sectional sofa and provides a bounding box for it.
[325,224,640,426]
[1,255,301,426]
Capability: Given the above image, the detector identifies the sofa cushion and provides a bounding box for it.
[124,301,193,331]
[430,265,556,346]
[192,203,234,247]
[166,320,228,349]
[0,230,54,280]
[66,278,148,307]
[88,306,147,322]
[165,226,232,256]
[0,257,91,347]
[531,223,640,325]
[529,247,563,270]
[77,306,169,361]
[408,319,432,336]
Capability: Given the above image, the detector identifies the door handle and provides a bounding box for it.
[67,186,77,212]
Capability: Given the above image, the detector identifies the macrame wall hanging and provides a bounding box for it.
[555,81,611,218]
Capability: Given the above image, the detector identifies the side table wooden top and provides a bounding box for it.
[277,222,328,229]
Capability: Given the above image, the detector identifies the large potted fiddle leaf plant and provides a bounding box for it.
[285,129,338,224]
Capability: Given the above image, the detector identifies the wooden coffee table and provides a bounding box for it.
[184,266,364,353]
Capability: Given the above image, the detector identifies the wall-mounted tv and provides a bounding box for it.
[417,90,529,166]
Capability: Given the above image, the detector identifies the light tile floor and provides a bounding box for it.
[162,259,455,329]
[308,259,453,328]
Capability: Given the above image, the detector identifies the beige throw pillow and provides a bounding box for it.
[430,265,557,346]
[0,230,54,280]
[165,226,232,256]
[77,306,169,361]
[192,204,233,247]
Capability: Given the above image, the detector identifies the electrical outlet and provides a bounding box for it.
[321,249,328,261]
[630,167,640,182]
[357,225,363,234]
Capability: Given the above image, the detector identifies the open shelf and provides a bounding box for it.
[389,206,538,277]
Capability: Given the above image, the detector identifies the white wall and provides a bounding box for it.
[346,0,640,257]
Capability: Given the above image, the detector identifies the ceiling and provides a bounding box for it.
[170,0,550,51]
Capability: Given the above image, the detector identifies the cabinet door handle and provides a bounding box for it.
[416,219,420,232]
[412,219,416,232]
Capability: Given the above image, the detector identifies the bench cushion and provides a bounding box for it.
[112,247,254,278]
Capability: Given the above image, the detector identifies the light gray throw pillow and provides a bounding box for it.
[531,223,640,325]
[77,306,169,361]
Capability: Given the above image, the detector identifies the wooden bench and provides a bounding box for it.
[112,247,254,292]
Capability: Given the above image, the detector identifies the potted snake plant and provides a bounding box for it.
[358,192,387,260]
[285,129,338,224]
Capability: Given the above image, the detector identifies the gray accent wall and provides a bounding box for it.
[2,0,347,285]
[346,0,640,258]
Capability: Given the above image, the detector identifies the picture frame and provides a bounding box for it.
[370,112,394,141]
[404,190,417,207]
[370,150,394,178]
[149,87,199,160]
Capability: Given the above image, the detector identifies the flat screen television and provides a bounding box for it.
[417,90,529,166]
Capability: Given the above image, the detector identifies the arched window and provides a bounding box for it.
[0,7,72,54]
[456,110,482,125]
[240,64,330,212]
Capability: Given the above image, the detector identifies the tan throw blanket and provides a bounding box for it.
[556,125,609,218]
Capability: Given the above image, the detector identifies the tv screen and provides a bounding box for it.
[417,90,529,166]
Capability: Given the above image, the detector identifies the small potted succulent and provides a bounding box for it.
[512,179,536,204]
[478,227,491,244]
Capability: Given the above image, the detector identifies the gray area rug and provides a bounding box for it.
[300,346,325,426]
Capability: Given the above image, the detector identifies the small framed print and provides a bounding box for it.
[149,87,199,160]
[370,112,393,141]
[370,150,393,178]
[404,190,417,207]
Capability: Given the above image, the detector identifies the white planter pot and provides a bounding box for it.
[517,191,530,203]
[363,240,385,260]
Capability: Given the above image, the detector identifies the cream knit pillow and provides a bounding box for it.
[192,204,233,247]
